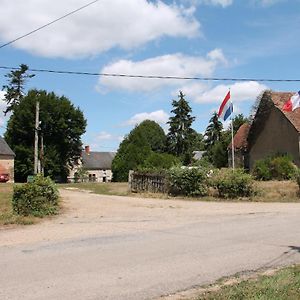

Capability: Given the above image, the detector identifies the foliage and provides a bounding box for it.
[138,152,180,171]
[2,64,35,115]
[231,113,249,134]
[5,89,86,182]
[166,91,196,164]
[74,166,89,183]
[253,155,297,181]
[296,169,300,191]
[192,157,214,169]
[112,120,166,182]
[211,168,254,198]
[12,175,59,216]
[168,166,209,197]
[253,157,272,180]
[204,112,223,148]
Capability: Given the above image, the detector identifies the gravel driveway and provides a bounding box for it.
[1,189,300,299]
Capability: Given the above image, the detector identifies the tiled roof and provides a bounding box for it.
[228,123,250,150]
[0,136,15,156]
[82,151,116,170]
[270,92,300,132]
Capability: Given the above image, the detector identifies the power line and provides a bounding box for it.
[0,0,100,49]
[0,65,300,83]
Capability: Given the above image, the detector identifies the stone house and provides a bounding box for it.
[69,146,116,182]
[0,136,15,182]
[228,91,300,170]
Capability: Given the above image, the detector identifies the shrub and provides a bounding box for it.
[253,155,296,181]
[12,175,59,216]
[252,157,272,181]
[295,169,300,190]
[168,166,209,197]
[211,168,254,198]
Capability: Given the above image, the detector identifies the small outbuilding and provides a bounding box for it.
[0,136,15,182]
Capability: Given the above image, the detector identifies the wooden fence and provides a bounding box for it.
[129,171,168,193]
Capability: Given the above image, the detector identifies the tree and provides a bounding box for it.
[5,89,86,182]
[112,120,167,181]
[2,64,35,115]
[231,113,249,134]
[166,91,196,164]
[204,112,223,149]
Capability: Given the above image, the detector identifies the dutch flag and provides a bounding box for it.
[218,91,233,121]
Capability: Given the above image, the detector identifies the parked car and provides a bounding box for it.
[0,174,9,183]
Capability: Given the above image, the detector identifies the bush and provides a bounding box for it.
[295,169,300,190]
[211,168,254,198]
[168,166,209,197]
[253,155,296,181]
[12,175,59,216]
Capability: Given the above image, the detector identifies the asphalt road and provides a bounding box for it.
[1,189,300,300]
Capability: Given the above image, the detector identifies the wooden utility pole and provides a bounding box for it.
[34,101,40,175]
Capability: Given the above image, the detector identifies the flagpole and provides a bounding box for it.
[230,90,235,170]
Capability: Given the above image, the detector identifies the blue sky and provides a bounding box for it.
[1,0,300,151]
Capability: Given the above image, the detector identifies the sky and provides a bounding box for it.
[1,0,300,152]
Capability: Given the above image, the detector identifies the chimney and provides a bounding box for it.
[85,145,90,155]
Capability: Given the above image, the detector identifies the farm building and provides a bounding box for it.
[0,136,15,182]
[228,91,300,169]
[69,146,116,182]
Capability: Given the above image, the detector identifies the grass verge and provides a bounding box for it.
[60,182,129,196]
[197,265,300,300]
[60,181,299,202]
[0,184,37,226]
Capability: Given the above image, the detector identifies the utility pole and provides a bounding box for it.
[34,100,40,175]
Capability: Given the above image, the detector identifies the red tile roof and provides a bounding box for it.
[228,123,250,150]
[270,92,300,132]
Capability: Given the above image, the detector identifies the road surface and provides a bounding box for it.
[1,189,300,299]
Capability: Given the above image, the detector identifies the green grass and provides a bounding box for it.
[60,181,300,203]
[60,182,129,196]
[198,265,300,300]
[0,184,36,226]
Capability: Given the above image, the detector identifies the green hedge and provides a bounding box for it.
[253,155,297,181]
[168,166,209,197]
[211,168,254,198]
[12,175,59,216]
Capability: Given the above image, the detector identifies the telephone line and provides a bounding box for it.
[0,65,300,83]
[0,0,100,49]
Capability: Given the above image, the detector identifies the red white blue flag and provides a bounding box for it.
[283,91,300,112]
[218,91,233,121]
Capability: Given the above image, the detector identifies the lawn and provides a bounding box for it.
[0,184,36,226]
[60,182,129,196]
[198,265,300,300]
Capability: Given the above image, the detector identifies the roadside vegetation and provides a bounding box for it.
[0,176,60,226]
[0,184,36,225]
[61,182,129,196]
[197,265,300,300]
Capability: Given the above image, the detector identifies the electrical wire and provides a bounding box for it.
[0,65,300,83]
[0,0,100,49]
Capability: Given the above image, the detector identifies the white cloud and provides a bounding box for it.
[180,81,267,103]
[200,0,233,7]
[0,0,200,58]
[98,49,227,92]
[124,110,169,126]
